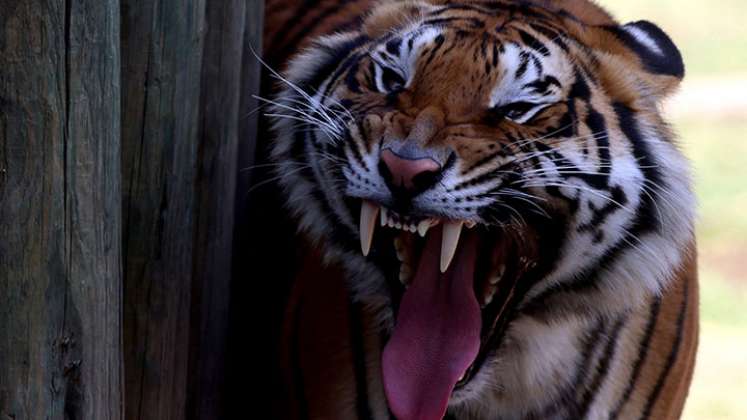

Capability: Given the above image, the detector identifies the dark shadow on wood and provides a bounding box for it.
[0,1,123,418]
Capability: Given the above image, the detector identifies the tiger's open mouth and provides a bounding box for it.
[359,200,536,419]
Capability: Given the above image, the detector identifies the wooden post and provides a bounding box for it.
[186,1,249,418]
[119,1,206,418]
[120,1,265,418]
[0,0,123,419]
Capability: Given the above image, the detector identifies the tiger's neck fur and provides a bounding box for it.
[280,243,697,419]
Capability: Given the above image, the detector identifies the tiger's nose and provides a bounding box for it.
[380,149,441,192]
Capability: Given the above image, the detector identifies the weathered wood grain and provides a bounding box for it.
[120,1,265,418]
[186,1,249,418]
[0,1,123,419]
[119,1,206,419]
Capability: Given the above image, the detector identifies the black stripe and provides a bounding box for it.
[344,56,363,93]
[585,104,611,188]
[640,281,689,420]
[423,17,485,28]
[287,124,357,251]
[575,319,606,390]
[320,50,365,100]
[385,37,402,56]
[518,29,551,57]
[424,34,446,67]
[459,150,504,177]
[523,75,561,94]
[269,0,357,66]
[297,35,370,95]
[530,53,544,75]
[520,102,665,316]
[569,68,591,100]
[480,32,490,59]
[349,302,373,420]
[346,124,368,171]
[541,319,604,418]
[577,185,628,233]
[267,0,324,56]
[515,51,530,79]
[529,22,570,52]
[613,102,663,233]
[609,297,662,420]
[577,316,627,418]
[429,3,500,16]
[452,166,504,192]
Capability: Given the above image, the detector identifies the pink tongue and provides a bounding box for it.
[382,227,481,420]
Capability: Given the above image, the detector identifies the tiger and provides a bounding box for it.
[261,0,698,419]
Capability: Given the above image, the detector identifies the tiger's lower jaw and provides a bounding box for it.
[359,202,538,420]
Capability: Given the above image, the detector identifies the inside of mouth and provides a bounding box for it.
[378,212,523,420]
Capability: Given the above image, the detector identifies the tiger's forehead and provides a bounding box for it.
[369,17,574,113]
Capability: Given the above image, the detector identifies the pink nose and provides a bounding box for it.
[380,149,441,191]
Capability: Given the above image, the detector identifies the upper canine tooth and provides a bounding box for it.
[417,219,431,237]
[440,220,464,273]
[380,208,388,227]
[359,201,379,256]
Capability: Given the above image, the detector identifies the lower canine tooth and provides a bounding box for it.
[359,201,379,256]
[440,221,464,273]
[483,288,495,306]
[394,238,405,262]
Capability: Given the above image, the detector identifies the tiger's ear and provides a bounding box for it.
[616,21,684,80]
[595,20,685,99]
[363,0,435,39]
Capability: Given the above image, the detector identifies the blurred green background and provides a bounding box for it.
[602,1,747,418]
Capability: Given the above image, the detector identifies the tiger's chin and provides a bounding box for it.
[358,200,542,419]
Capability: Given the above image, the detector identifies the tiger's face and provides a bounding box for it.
[270,1,693,418]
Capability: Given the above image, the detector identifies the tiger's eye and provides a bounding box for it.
[501,102,535,120]
[381,67,406,92]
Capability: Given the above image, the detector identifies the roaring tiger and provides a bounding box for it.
[262,0,698,419]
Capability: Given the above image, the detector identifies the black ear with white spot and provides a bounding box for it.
[614,20,685,79]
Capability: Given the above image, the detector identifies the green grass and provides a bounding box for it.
[678,119,747,245]
[698,268,747,327]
